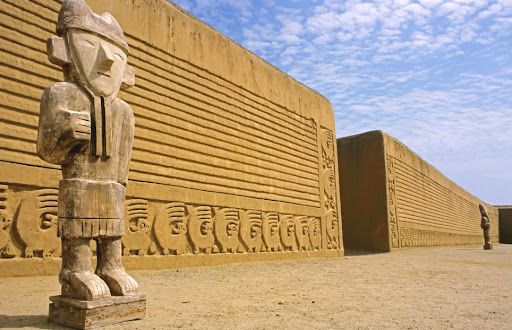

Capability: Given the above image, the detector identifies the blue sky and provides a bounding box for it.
[171,0,512,205]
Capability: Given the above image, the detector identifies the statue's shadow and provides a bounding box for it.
[0,315,67,329]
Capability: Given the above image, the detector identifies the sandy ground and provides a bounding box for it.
[0,244,511,329]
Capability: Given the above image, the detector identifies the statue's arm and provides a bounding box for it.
[37,84,91,165]
[117,101,135,186]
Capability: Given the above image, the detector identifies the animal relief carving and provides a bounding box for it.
[295,216,312,251]
[0,184,15,258]
[279,214,298,252]
[16,189,60,258]
[214,207,241,253]
[154,202,189,255]
[262,212,281,252]
[123,199,153,256]
[325,208,339,249]
[187,205,215,254]
[309,217,322,250]
[240,210,263,252]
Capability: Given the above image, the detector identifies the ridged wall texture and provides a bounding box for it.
[0,0,342,276]
[337,131,498,252]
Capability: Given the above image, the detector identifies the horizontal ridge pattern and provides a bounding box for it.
[0,0,321,207]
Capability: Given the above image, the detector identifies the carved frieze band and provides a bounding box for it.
[320,128,341,249]
[152,203,323,255]
[385,155,400,248]
[0,184,15,258]
[399,227,485,247]
[0,184,326,258]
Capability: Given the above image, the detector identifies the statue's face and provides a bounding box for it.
[68,30,127,97]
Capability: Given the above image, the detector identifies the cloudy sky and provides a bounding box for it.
[171,0,512,205]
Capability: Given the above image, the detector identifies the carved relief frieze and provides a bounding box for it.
[386,155,400,248]
[240,210,264,253]
[214,207,241,253]
[0,184,15,258]
[0,186,324,259]
[399,227,482,247]
[151,201,321,256]
[295,216,311,251]
[262,212,281,252]
[308,217,322,250]
[16,189,60,258]
[320,128,340,249]
[154,202,189,255]
[187,205,215,254]
[279,214,298,252]
[122,199,155,256]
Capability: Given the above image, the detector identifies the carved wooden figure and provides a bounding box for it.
[480,204,493,250]
[36,0,144,328]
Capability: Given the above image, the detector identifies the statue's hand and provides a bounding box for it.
[68,111,91,142]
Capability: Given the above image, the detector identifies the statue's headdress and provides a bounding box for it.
[57,0,129,53]
[47,0,136,90]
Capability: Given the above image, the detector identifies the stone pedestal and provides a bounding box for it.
[484,243,493,250]
[49,293,146,329]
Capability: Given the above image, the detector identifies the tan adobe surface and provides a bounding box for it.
[337,130,498,252]
[0,0,342,276]
[1,244,512,329]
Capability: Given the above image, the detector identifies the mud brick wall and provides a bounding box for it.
[0,0,342,276]
[337,131,498,252]
[498,206,512,244]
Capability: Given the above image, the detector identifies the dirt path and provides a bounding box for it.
[1,244,511,329]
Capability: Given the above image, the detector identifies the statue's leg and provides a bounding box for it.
[60,238,111,300]
[96,236,139,296]
[484,229,490,244]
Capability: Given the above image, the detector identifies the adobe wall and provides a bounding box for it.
[498,206,512,243]
[0,0,342,276]
[338,131,498,252]
[337,131,389,252]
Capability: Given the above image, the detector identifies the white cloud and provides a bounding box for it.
[171,0,512,202]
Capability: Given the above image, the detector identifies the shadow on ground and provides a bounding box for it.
[344,249,387,256]
[0,315,65,329]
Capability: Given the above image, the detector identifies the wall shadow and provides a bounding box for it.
[0,315,66,329]
[344,249,388,256]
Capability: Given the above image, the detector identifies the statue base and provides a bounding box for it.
[48,293,146,329]
[483,243,493,250]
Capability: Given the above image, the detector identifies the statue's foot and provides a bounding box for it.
[97,268,139,296]
[62,271,111,300]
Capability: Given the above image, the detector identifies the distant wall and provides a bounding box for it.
[0,0,342,276]
[498,206,512,243]
[338,131,498,252]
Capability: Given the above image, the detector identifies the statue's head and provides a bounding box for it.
[479,204,487,216]
[48,0,135,97]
